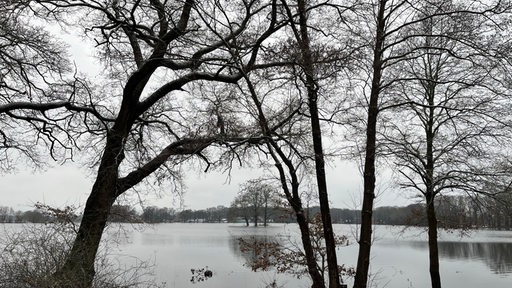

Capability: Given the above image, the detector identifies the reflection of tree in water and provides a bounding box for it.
[229,218,354,282]
[439,242,512,274]
[229,233,285,266]
[233,233,311,277]
[407,241,512,274]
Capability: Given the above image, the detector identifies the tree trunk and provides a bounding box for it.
[309,86,340,288]
[424,32,441,287]
[54,132,124,287]
[295,0,340,285]
[264,199,268,227]
[426,193,441,288]
[254,204,258,227]
[354,1,387,288]
[296,208,326,288]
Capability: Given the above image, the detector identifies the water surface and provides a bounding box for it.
[110,223,512,288]
[2,223,511,287]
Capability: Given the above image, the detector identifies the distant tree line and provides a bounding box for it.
[0,206,51,223]
[2,195,511,230]
[0,205,79,223]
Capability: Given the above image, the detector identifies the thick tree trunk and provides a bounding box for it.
[426,194,441,288]
[54,187,115,287]
[54,132,124,287]
[354,2,387,288]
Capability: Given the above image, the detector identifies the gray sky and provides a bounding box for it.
[0,160,411,211]
[0,20,414,212]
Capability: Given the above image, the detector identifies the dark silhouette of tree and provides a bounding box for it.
[281,1,341,286]
[350,1,387,286]
[347,1,512,287]
[378,2,512,287]
[229,0,356,282]
[16,1,290,286]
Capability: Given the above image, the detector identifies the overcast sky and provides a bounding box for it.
[0,21,415,212]
[0,159,413,211]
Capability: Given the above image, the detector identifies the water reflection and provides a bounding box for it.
[227,228,287,265]
[229,234,278,268]
[102,224,512,287]
[406,241,512,274]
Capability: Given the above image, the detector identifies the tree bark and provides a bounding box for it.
[426,193,441,288]
[294,0,340,286]
[295,203,326,288]
[54,131,126,287]
[354,1,387,287]
[424,49,441,288]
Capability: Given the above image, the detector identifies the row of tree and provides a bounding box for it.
[0,206,57,223]
[4,194,512,230]
[2,0,512,287]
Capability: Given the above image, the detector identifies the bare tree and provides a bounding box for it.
[347,1,512,287]
[280,0,342,286]
[231,179,278,227]
[351,2,387,286]
[238,66,327,287]
[3,0,291,286]
[380,2,512,287]
[230,192,252,227]
[229,0,356,281]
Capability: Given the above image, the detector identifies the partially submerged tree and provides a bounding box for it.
[226,0,357,284]
[347,1,512,287]
[231,179,278,227]
[281,1,341,286]
[351,1,387,286]
[238,65,328,287]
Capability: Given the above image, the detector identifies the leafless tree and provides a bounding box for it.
[2,0,293,286]
[345,1,512,287]
[280,1,342,286]
[226,2,357,285]
[379,2,512,287]
[231,179,278,227]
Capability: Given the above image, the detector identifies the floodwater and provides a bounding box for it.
[106,223,512,288]
[2,223,512,287]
